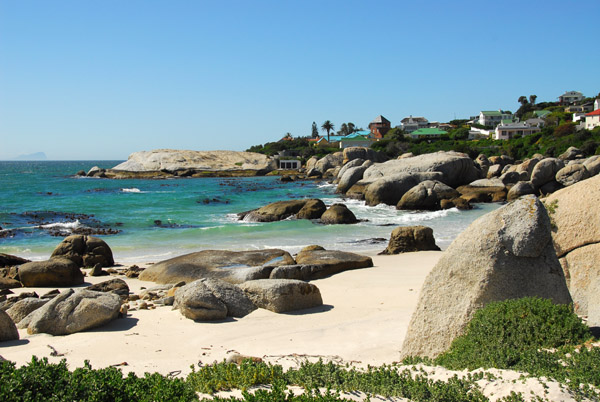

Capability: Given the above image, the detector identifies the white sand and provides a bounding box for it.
[2,252,440,375]
[1,251,590,401]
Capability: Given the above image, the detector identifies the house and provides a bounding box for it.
[585,109,600,130]
[278,159,301,170]
[533,110,551,119]
[573,113,587,123]
[494,122,541,140]
[368,115,391,139]
[400,116,429,133]
[478,110,513,128]
[558,91,584,105]
[565,103,593,113]
[525,117,546,128]
[409,128,446,139]
[595,98,600,111]
[339,132,373,149]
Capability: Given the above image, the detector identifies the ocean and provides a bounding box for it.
[0,161,499,264]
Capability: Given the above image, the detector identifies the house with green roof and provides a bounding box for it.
[409,128,447,139]
[533,110,550,119]
[477,110,513,128]
[340,132,373,149]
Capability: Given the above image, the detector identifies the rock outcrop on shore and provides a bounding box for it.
[544,174,600,317]
[400,196,572,359]
[238,199,359,225]
[84,149,279,178]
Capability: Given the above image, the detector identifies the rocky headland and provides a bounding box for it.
[83,149,280,178]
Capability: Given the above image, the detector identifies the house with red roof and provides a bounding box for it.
[585,109,600,130]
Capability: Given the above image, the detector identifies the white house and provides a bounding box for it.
[400,116,429,133]
[494,122,540,140]
[595,98,600,111]
[585,109,600,130]
[558,91,584,105]
[478,110,513,128]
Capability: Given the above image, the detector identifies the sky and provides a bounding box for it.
[1,0,599,160]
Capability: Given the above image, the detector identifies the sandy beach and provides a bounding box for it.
[1,251,591,401]
[1,251,440,375]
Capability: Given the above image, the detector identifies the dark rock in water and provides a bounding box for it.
[18,258,84,287]
[296,199,327,220]
[239,279,323,313]
[379,226,440,255]
[138,249,296,285]
[0,253,30,268]
[76,170,86,176]
[238,200,309,222]
[51,235,114,268]
[320,204,357,224]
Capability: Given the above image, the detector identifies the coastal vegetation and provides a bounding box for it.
[2,298,598,401]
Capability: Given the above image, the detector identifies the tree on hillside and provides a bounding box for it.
[311,122,319,138]
[518,96,528,106]
[529,95,537,105]
[321,120,334,142]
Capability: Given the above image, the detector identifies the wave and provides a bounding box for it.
[121,188,142,193]
[40,220,82,230]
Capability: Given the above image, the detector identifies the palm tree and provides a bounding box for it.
[529,95,537,105]
[347,122,356,134]
[321,120,334,142]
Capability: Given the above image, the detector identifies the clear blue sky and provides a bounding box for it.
[1,0,599,160]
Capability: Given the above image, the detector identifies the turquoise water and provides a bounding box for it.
[0,161,500,263]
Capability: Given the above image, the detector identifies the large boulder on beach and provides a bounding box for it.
[379,226,440,254]
[315,152,344,173]
[335,158,364,183]
[26,289,121,335]
[397,180,459,210]
[336,165,370,194]
[86,278,130,301]
[239,279,322,313]
[364,172,444,206]
[294,249,373,278]
[18,258,84,287]
[0,310,19,342]
[530,158,565,189]
[0,253,29,268]
[362,151,481,188]
[138,249,295,285]
[545,174,600,315]
[400,196,572,359]
[555,164,590,187]
[583,155,600,177]
[342,147,387,165]
[507,181,536,201]
[174,278,256,320]
[320,204,358,224]
[50,235,114,268]
[5,297,48,325]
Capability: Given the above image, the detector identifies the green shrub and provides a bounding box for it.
[0,357,197,402]
[435,297,592,370]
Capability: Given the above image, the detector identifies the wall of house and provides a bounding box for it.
[586,116,600,130]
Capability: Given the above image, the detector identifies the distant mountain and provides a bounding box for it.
[14,152,47,160]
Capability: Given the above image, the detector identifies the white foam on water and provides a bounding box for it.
[40,220,82,230]
[121,188,142,193]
